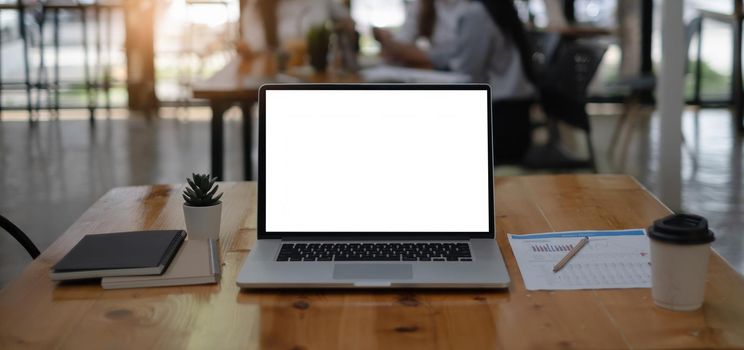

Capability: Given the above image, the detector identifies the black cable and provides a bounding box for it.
[0,214,40,259]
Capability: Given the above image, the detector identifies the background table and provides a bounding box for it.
[1,175,743,349]
[192,55,360,181]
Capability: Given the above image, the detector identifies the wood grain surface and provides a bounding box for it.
[1,175,743,349]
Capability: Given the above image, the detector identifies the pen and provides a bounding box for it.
[553,236,589,273]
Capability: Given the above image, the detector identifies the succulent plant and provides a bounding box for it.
[183,173,223,207]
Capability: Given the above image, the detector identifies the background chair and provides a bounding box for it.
[529,31,561,78]
[1,214,40,259]
[524,38,608,172]
[608,16,703,167]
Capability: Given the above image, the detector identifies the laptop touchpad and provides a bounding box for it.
[333,264,413,280]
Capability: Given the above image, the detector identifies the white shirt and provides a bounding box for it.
[446,1,535,101]
[394,0,465,58]
[241,0,347,51]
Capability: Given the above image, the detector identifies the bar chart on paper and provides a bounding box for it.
[508,229,651,290]
[530,243,574,253]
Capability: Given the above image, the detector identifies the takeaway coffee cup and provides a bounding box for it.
[648,214,715,311]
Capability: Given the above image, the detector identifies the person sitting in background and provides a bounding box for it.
[237,0,354,62]
[372,0,465,68]
[377,0,536,163]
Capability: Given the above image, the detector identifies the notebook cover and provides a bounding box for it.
[52,230,186,273]
[101,239,221,289]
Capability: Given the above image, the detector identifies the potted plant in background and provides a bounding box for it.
[307,22,331,73]
[182,173,223,240]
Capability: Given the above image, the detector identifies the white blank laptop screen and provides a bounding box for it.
[265,89,490,232]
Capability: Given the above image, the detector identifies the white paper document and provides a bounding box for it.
[507,229,651,291]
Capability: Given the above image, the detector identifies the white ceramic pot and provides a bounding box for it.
[183,202,222,240]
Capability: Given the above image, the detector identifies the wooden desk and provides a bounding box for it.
[2,175,743,349]
[192,55,360,181]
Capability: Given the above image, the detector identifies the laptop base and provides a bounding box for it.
[237,239,510,289]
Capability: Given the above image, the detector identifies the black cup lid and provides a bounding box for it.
[647,214,715,245]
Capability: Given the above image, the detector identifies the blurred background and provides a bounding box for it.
[1,0,743,287]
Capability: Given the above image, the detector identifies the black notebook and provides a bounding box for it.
[51,230,186,281]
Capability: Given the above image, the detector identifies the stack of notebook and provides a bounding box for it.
[50,230,220,289]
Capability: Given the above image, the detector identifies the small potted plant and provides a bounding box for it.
[182,173,223,240]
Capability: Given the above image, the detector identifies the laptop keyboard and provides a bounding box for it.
[276,242,472,262]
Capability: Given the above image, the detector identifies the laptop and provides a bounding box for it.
[236,84,510,288]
